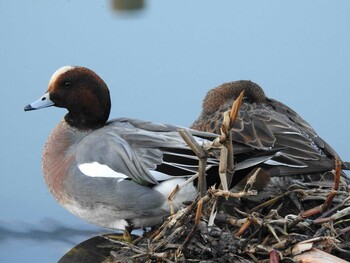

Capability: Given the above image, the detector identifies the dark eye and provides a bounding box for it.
[64,81,72,87]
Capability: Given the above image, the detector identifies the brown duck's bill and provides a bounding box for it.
[24,92,54,111]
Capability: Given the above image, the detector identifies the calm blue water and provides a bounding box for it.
[1,1,350,262]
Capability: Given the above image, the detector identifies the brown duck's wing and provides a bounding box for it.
[266,98,342,160]
[192,98,324,158]
[232,102,324,156]
[227,100,345,175]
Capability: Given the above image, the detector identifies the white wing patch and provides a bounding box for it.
[78,162,128,181]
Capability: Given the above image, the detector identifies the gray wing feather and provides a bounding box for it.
[75,118,218,184]
[75,127,159,185]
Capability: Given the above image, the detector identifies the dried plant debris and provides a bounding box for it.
[102,173,350,263]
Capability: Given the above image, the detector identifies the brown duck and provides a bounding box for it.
[191,80,349,195]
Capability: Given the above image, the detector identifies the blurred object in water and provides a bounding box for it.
[111,0,144,12]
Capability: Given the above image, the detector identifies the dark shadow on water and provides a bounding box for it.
[0,218,106,246]
[0,218,141,262]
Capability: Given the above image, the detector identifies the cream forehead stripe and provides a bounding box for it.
[49,66,76,85]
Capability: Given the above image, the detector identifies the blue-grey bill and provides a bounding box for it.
[24,92,54,111]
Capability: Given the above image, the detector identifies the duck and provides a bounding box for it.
[191,80,349,196]
[24,66,221,231]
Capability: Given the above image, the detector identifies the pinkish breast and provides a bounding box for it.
[42,120,75,204]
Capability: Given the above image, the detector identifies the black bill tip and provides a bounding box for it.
[24,104,35,111]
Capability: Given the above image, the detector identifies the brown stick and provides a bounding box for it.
[178,129,207,196]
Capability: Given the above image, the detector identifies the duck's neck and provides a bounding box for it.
[64,111,108,130]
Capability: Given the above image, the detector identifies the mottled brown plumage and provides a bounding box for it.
[192,80,349,195]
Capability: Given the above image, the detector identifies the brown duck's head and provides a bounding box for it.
[200,80,266,115]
